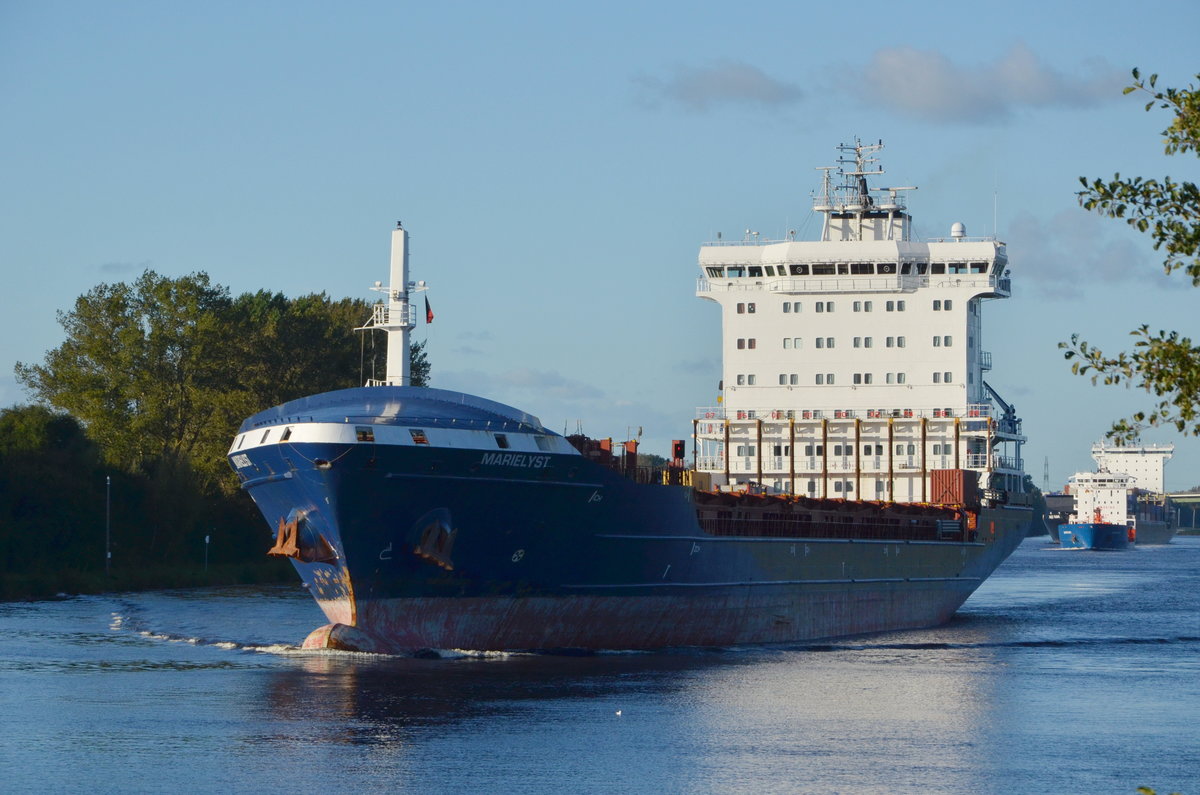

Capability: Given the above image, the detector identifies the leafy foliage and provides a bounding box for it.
[7,273,432,594]
[1063,69,1200,439]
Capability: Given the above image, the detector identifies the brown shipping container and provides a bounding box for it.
[930,469,981,507]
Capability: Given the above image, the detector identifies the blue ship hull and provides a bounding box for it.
[230,386,1033,652]
[1058,523,1130,550]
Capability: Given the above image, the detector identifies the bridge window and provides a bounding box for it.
[813,264,836,275]
[850,263,873,275]
[706,267,723,278]
[931,263,946,274]
[749,266,763,277]
[789,264,809,275]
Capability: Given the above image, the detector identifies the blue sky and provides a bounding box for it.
[2,1,1199,490]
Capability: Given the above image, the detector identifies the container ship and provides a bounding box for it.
[228,140,1034,653]
[1055,441,1178,549]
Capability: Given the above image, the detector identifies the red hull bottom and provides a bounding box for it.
[301,583,976,653]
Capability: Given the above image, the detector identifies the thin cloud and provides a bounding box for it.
[634,60,802,112]
[853,44,1124,122]
[98,259,150,274]
[496,368,605,400]
[1005,207,1171,299]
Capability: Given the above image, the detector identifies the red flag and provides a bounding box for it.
[425,296,434,324]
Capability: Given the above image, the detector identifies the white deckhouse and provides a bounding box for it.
[694,140,1025,505]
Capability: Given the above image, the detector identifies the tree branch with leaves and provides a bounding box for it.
[1062,68,1200,439]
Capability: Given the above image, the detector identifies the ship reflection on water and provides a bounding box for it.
[256,632,1003,792]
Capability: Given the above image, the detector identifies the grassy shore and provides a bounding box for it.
[2,559,295,601]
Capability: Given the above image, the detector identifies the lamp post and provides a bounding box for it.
[105,475,111,576]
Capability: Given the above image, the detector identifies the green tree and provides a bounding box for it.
[410,338,431,387]
[15,272,237,485]
[1063,69,1200,439]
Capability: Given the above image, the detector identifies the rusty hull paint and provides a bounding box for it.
[306,581,969,652]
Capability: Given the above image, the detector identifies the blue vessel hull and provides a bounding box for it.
[230,387,1033,651]
[1058,523,1130,550]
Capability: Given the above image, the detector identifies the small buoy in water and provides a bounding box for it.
[615,710,622,716]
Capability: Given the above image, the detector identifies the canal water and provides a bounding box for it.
[2,537,1197,794]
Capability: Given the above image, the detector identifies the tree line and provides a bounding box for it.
[3,270,429,597]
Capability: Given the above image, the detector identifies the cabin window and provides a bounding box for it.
[943,335,952,346]
[748,339,756,349]
[934,372,942,383]
[737,374,745,386]
[826,374,835,385]
[886,337,895,348]
[354,426,374,442]
[748,303,756,313]
[853,373,862,384]
[944,300,953,311]
[825,337,834,348]
[747,375,756,385]
[737,303,745,313]
[886,373,894,384]
[790,374,798,385]
[864,301,873,312]
[779,374,787,385]
[897,336,906,348]
[897,373,906,384]
[816,338,824,349]
[933,336,941,347]
[853,337,861,349]
[535,435,555,452]
[494,434,510,449]
[737,339,745,349]
[782,303,791,313]
[260,429,271,443]
[815,374,824,385]
[864,337,873,348]
[933,300,942,311]
[944,372,952,383]
[864,373,873,384]
[409,429,430,445]
[783,338,791,349]
[853,301,862,312]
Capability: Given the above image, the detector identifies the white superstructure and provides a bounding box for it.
[1089,441,1173,493]
[1065,470,1134,525]
[693,140,1025,503]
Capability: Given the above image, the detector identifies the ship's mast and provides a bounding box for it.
[358,222,427,386]
[385,224,412,385]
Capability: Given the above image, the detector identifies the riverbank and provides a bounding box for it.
[1,559,294,601]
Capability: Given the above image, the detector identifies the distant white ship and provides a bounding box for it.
[1054,442,1178,547]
